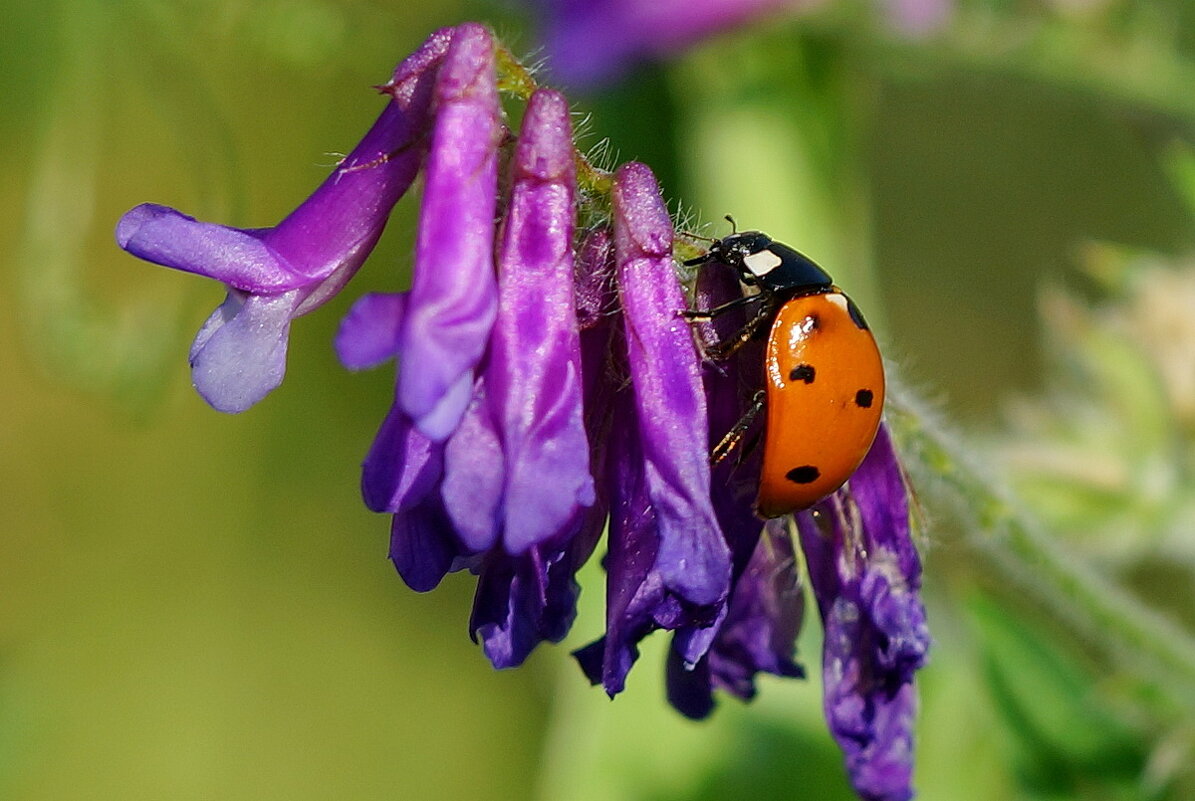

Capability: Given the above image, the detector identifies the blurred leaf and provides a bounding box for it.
[967,592,1166,800]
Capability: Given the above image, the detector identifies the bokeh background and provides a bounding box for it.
[4,1,1195,799]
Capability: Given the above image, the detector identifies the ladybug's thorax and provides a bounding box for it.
[711,231,834,296]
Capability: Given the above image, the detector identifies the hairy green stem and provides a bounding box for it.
[888,381,1195,712]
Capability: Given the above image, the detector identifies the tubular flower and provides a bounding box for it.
[398,22,503,440]
[115,30,451,412]
[117,22,929,801]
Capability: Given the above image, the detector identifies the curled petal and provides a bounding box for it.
[116,31,447,411]
[488,89,594,555]
[613,162,730,609]
[116,205,295,292]
[399,22,501,439]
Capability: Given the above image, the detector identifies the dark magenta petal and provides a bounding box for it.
[796,425,929,801]
[399,23,501,439]
[613,162,730,609]
[534,0,798,86]
[187,289,298,412]
[488,89,594,555]
[389,497,458,592]
[708,519,804,696]
[361,403,444,514]
[335,292,407,370]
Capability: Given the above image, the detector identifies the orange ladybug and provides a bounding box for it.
[683,223,884,518]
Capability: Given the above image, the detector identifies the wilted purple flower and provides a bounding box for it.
[398,22,502,440]
[797,424,930,801]
[115,30,451,412]
[531,0,812,86]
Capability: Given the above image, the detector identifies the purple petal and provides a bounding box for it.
[116,204,295,292]
[335,292,407,370]
[574,227,617,330]
[389,497,458,592]
[399,23,501,439]
[488,89,594,555]
[535,0,805,86]
[613,162,730,609]
[264,32,450,280]
[188,289,298,412]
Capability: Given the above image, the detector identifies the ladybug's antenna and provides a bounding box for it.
[724,214,738,234]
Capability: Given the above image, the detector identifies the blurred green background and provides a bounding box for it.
[4,1,1195,799]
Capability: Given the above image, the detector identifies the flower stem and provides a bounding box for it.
[494,42,613,196]
[887,380,1195,713]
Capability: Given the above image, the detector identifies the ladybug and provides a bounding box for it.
[683,220,884,518]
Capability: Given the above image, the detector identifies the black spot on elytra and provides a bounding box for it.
[790,364,816,383]
[855,389,874,408]
[805,314,820,331]
[786,465,820,484]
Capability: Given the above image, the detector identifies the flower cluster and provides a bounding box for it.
[115,23,929,801]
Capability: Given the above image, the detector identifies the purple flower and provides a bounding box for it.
[119,22,930,798]
[115,29,452,412]
[337,86,605,667]
[797,424,930,801]
[447,88,594,555]
[530,0,813,86]
[397,22,502,440]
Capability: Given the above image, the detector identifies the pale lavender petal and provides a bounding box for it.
[613,162,730,609]
[410,369,477,442]
[399,23,501,439]
[188,289,299,412]
[442,379,504,552]
[488,89,594,555]
[335,292,407,370]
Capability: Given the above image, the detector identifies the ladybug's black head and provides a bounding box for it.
[684,228,834,295]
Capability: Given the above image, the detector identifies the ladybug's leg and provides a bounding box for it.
[704,298,774,361]
[711,390,765,466]
[679,293,756,321]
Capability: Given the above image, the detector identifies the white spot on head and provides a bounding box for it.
[743,249,782,277]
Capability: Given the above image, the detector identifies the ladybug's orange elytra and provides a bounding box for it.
[756,292,884,518]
